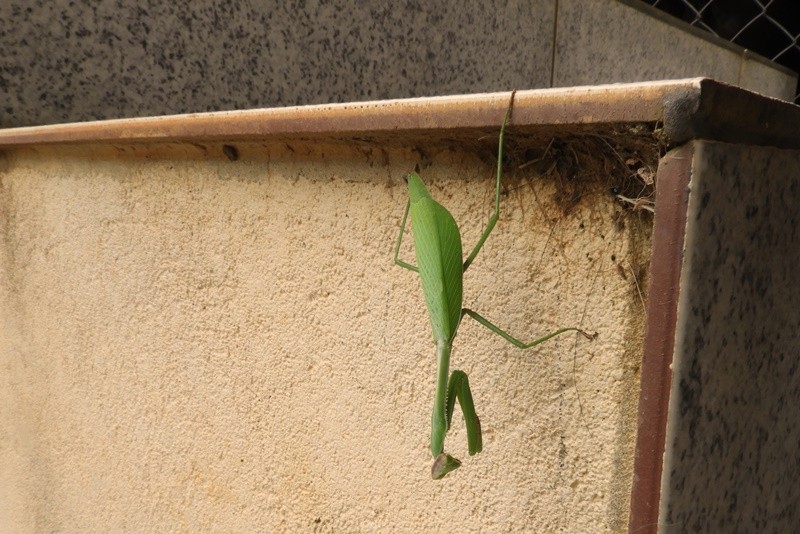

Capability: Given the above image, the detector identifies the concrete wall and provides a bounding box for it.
[1,0,795,127]
[660,141,800,530]
[0,135,648,531]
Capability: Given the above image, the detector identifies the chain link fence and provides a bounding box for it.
[639,0,800,103]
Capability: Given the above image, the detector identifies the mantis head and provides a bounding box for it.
[431,452,461,479]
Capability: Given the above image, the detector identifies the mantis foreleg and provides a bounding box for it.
[445,370,482,455]
[431,367,482,480]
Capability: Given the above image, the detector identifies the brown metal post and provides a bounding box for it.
[628,143,693,533]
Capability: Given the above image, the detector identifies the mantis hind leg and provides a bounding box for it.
[462,308,594,348]
[462,90,516,272]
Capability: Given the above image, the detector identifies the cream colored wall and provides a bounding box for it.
[0,140,648,532]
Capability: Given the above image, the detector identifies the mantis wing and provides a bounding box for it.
[408,173,463,343]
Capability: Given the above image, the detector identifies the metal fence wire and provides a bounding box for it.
[639,0,800,103]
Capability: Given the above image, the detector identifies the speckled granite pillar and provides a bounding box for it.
[2,1,795,128]
[658,141,800,531]
[0,0,556,127]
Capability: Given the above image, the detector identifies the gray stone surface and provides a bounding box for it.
[556,0,738,89]
[0,0,555,127]
[0,0,795,128]
[660,140,800,530]
[739,52,798,101]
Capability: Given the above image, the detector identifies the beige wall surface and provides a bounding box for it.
[0,138,649,532]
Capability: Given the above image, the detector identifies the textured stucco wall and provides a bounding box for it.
[0,139,648,531]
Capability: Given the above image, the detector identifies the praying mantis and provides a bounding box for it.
[393,92,593,479]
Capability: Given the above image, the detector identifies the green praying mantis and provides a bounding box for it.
[393,92,593,479]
